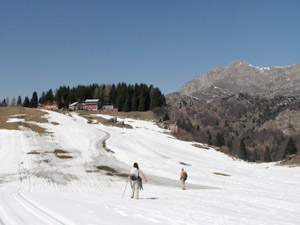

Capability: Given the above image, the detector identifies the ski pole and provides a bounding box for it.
[122,181,128,198]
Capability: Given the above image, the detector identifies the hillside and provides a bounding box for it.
[0,107,300,224]
[166,92,300,162]
[179,61,300,101]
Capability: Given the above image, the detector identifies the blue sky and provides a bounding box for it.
[1,0,300,99]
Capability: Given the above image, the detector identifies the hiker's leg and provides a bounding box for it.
[131,181,135,198]
[135,181,139,199]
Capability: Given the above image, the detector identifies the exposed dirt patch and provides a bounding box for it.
[279,154,300,167]
[214,172,230,177]
[55,155,73,159]
[103,140,115,154]
[27,151,40,155]
[92,165,128,178]
[96,166,118,173]
[82,111,155,121]
[192,144,210,150]
[179,162,191,166]
[52,149,72,159]
[53,149,68,154]
[0,107,49,133]
[51,122,60,125]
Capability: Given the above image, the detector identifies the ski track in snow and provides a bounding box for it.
[0,110,300,224]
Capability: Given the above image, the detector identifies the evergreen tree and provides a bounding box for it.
[138,84,149,111]
[39,92,46,103]
[1,98,7,107]
[239,139,248,160]
[109,84,117,105]
[215,133,225,147]
[131,84,139,111]
[263,146,272,162]
[150,87,163,110]
[45,89,54,102]
[23,97,30,107]
[116,83,127,111]
[284,137,297,158]
[30,91,38,108]
[163,112,169,121]
[17,96,22,106]
[123,94,131,112]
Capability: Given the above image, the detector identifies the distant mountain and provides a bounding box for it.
[178,61,300,101]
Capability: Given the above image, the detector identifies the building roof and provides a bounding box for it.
[85,99,100,103]
[69,102,78,106]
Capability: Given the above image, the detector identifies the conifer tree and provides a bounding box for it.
[1,98,7,107]
[215,133,225,147]
[17,96,22,106]
[30,91,38,108]
[263,146,272,162]
[239,139,247,160]
[284,137,297,158]
[45,89,54,102]
[23,97,30,107]
[131,84,139,111]
[109,84,117,105]
[123,94,131,112]
[163,112,169,121]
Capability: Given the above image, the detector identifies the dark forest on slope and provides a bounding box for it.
[166,93,300,162]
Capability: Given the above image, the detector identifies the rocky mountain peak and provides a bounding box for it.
[178,61,300,101]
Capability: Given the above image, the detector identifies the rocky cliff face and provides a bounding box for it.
[179,61,300,100]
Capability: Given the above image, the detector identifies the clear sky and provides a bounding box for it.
[1,0,300,100]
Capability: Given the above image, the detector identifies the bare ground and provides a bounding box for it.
[0,107,49,133]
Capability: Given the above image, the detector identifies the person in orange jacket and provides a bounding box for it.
[180,168,188,190]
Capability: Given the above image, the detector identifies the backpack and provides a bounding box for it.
[183,171,188,180]
[130,168,139,181]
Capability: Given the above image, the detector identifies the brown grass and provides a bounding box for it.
[27,151,40,155]
[77,111,133,129]
[179,162,191,166]
[53,149,68,154]
[192,144,210,150]
[77,110,155,121]
[214,172,230,176]
[279,154,300,167]
[96,166,118,173]
[53,149,72,159]
[0,107,49,133]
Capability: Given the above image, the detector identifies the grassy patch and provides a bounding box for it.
[27,151,40,155]
[53,149,68,154]
[214,172,230,176]
[79,112,133,129]
[53,149,72,159]
[192,144,210,150]
[55,155,73,159]
[279,154,300,167]
[0,107,49,133]
[96,166,118,173]
[179,162,191,166]
[103,140,115,153]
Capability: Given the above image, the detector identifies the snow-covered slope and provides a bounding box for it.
[0,109,299,225]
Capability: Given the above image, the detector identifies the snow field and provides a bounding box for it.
[0,110,299,224]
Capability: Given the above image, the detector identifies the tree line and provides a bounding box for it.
[0,83,165,112]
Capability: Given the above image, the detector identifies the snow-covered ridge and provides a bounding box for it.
[0,109,300,224]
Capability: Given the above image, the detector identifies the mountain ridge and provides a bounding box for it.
[179,61,300,101]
